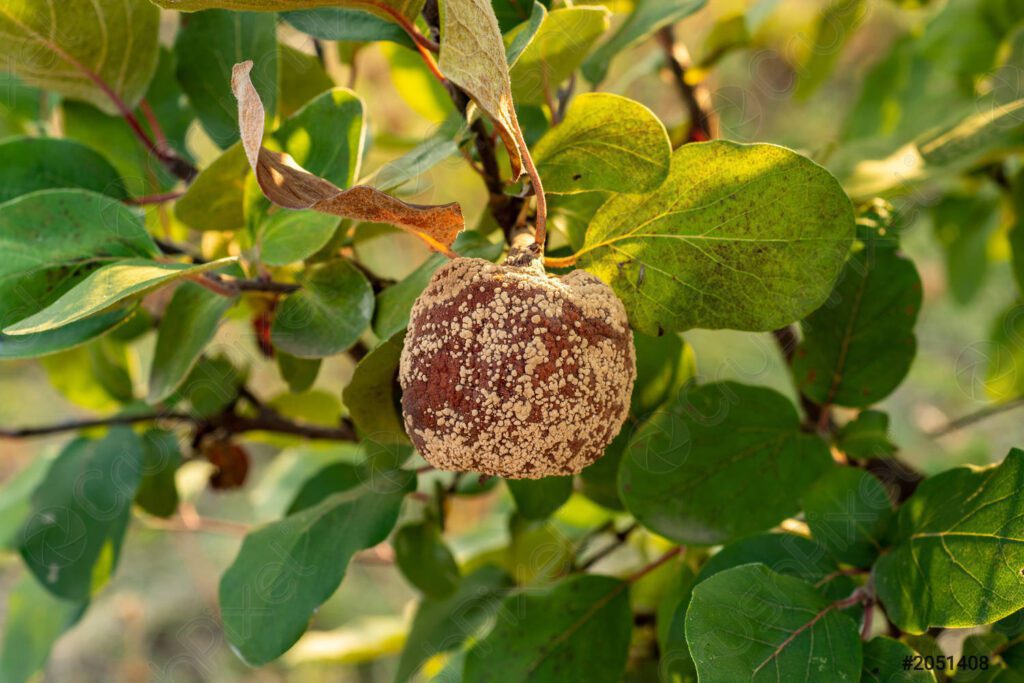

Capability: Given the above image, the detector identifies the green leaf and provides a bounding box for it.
[619,382,833,545]
[505,2,546,66]
[662,533,857,683]
[364,118,467,193]
[395,565,513,683]
[382,42,456,124]
[532,93,670,194]
[862,637,936,682]
[175,355,244,417]
[698,532,859,602]
[931,192,999,306]
[4,258,237,336]
[0,454,56,551]
[269,87,365,186]
[394,520,461,597]
[438,0,526,177]
[550,192,608,252]
[955,633,1008,682]
[494,0,550,32]
[219,470,414,665]
[278,43,335,119]
[686,564,862,682]
[174,9,278,147]
[342,332,408,443]
[19,428,143,600]
[271,259,374,358]
[1011,171,1024,298]
[259,211,341,266]
[793,239,921,408]
[281,8,412,46]
[464,574,632,683]
[150,0,426,23]
[0,189,157,330]
[286,462,365,515]
[577,141,855,335]
[40,345,124,412]
[0,137,127,203]
[875,449,1024,634]
[506,7,609,105]
[134,429,182,519]
[372,232,502,339]
[277,352,321,393]
[0,573,86,683]
[581,0,707,84]
[0,0,160,115]
[148,282,236,402]
[793,0,866,100]
[836,410,897,459]
[175,143,250,232]
[0,309,137,360]
[985,303,1024,403]
[251,443,362,520]
[580,331,695,510]
[801,468,893,567]
[506,476,573,519]
[843,99,1024,199]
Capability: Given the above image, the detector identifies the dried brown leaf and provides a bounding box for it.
[231,61,463,255]
[438,0,525,179]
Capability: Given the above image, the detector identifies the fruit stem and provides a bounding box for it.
[513,124,547,255]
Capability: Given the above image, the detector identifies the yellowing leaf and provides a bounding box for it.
[3,258,236,336]
[577,141,855,334]
[231,61,463,254]
[0,0,161,115]
[532,93,670,194]
[438,0,525,178]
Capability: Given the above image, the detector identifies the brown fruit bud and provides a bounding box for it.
[399,257,635,479]
[205,440,250,490]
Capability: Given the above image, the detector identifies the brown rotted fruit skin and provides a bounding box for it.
[399,256,636,479]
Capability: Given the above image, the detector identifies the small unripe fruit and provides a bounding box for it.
[399,256,636,479]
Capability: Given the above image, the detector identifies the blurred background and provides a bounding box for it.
[3,0,1024,680]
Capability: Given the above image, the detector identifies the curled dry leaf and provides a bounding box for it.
[437,0,525,179]
[231,61,463,255]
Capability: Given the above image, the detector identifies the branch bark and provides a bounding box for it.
[656,26,717,143]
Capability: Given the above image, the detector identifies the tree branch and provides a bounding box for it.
[577,522,640,570]
[926,397,1024,438]
[0,402,356,442]
[656,26,717,143]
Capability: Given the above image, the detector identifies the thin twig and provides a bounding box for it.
[578,522,640,570]
[927,397,1024,438]
[627,545,684,583]
[0,412,192,438]
[0,405,357,442]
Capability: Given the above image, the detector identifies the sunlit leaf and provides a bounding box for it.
[532,93,670,194]
[875,449,1024,634]
[577,141,854,335]
[0,0,160,115]
[4,258,236,336]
